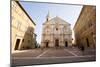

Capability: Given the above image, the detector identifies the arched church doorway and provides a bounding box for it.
[65,41,68,47]
[45,41,49,48]
[55,39,59,47]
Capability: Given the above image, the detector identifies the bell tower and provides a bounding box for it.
[46,11,50,22]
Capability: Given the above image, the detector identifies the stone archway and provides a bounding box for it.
[46,42,49,47]
[65,41,68,47]
[55,39,59,47]
[45,40,49,48]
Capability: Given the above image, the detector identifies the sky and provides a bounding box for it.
[19,1,83,44]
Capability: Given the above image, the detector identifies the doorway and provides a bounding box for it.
[55,39,59,47]
[65,41,68,47]
[46,42,49,47]
[86,38,89,47]
[14,39,20,50]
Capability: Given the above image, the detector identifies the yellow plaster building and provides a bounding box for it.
[74,5,96,48]
[11,1,36,52]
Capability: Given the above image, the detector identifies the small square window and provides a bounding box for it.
[28,40,30,43]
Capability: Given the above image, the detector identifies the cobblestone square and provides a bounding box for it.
[12,47,96,66]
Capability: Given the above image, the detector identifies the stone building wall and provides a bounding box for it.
[11,1,36,52]
[74,5,96,48]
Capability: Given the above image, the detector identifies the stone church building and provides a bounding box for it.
[41,13,72,48]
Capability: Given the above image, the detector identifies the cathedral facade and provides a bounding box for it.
[41,13,72,48]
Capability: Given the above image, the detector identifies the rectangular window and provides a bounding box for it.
[12,1,14,8]
[28,40,30,43]
[17,21,21,30]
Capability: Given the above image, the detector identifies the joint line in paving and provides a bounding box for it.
[64,49,78,57]
[36,49,49,58]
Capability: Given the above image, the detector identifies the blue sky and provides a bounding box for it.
[19,1,83,44]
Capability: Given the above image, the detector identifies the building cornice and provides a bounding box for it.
[15,1,36,25]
